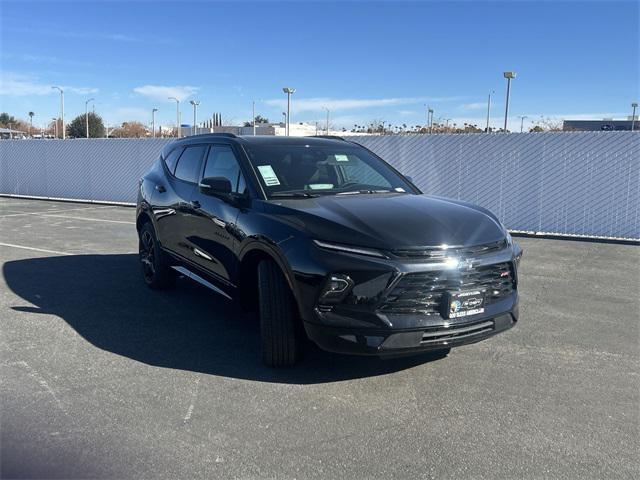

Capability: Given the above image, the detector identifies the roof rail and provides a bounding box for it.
[188,132,238,139]
[205,132,238,138]
[313,135,345,141]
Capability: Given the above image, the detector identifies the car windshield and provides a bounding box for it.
[243,143,415,198]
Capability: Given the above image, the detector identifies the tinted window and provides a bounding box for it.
[174,146,206,183]
[203,145,246,194]
[244,144,413,197]
[163,147,183,174]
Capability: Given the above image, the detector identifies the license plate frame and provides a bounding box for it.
[445,289,486,319]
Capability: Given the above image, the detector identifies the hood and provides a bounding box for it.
[264,193,506,249]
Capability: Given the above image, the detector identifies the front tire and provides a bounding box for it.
[258,260,300,367]
[138,222,175,290]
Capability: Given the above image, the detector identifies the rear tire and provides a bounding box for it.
[138,222,175,290]
[258,260,300,367]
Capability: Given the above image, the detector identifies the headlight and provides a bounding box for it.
[313,239,387,258]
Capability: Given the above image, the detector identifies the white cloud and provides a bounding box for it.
[133,85,199,102]
[0,72,98,96]
[461,102,488,110]
[263,96,465,113]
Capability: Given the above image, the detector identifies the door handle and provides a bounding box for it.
[190,200,201,209]
[154,184,166,193]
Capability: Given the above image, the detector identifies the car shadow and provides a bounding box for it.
[3,254,447,384]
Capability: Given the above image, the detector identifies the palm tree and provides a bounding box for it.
[28,112,34,136]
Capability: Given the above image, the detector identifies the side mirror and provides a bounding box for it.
[199,176,232,196]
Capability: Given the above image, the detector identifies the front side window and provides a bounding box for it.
[174,145,206,183]
[203,145,246,194]
[243,144,414,198]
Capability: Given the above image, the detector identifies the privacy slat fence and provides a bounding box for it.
[1,132,638,239]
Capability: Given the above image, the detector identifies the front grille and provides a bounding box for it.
[379,262,515,315]
[391,239,507,259]
[420,319,495,345]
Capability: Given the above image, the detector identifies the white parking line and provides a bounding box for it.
[0,242,72,256]
[39,214,135,225]
[0,205,115,218]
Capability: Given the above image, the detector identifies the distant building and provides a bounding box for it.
[191,122,369,137]
[0,127,27,139]
[563,118,637,131]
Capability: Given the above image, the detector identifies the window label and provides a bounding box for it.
[257,165,281,186]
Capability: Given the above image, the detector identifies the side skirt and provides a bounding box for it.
[171,266,233,301]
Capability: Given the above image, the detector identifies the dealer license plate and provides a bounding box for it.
[446,290,486,319]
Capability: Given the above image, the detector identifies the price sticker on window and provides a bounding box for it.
[257,165,281,186]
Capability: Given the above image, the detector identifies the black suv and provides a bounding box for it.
[136,134,522,366]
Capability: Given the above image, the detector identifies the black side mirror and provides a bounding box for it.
[199,176,232,196]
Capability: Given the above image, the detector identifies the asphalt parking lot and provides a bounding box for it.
[1,196,638,479]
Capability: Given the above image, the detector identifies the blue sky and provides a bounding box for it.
[1,0,638,131]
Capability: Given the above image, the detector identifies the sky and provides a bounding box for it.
[1,0,638,131]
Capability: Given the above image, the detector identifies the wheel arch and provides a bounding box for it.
[237,242,300,315]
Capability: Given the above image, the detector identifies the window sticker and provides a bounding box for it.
[394,187,406,192]
[257,165,281,186]
[308,183,334,190]
[335,154,349,162]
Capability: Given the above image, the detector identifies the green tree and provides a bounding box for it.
[67,112,106,138]
[0,112,18,127]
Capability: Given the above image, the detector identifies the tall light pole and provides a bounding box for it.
[282,111,287,132]
[28,112,34,137]
[85,98,95,138]
[52,118,58,139]
[486,90,494,132]
[152,108,158,138]
[169,97,180,138]
[428,108,434,133]
[632,102,638,132]
[323,107,330,135]
[282,87,295,136]
[190,100,200,136]
[52,86,64,139]
[252,100,256,136]
[503,71,516,133]
[518,115,528,133]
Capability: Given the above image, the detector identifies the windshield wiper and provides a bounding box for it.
[270,191,318,198]
[336,189,395,196]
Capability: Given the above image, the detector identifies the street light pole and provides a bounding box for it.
[52,86,65,139]
[324,107,330,135]
[152,108,158,138]
[252,100,256,136]
[503,71,516,133]
[486,90,494,132]
[190,100,200,136]
[282,87,295,136]
[85,98,95,138]
[518,115,528,133]
[428,108,434,133]
[169,97,180,138]
[632,102,638,132]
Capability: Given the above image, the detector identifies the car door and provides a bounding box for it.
[188,144,247,285]
[155,144,207,259]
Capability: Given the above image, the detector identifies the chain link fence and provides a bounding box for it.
[1,132,638,239]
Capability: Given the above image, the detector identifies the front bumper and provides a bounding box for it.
[304,305,518,356]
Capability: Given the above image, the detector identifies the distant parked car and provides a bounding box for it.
[136,134,522,366]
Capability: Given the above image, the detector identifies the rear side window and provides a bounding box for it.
[174,145,206,183]
[163,147,182,174]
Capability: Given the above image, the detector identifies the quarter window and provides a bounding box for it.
[174,145,206,183]
[163,147,182,174]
